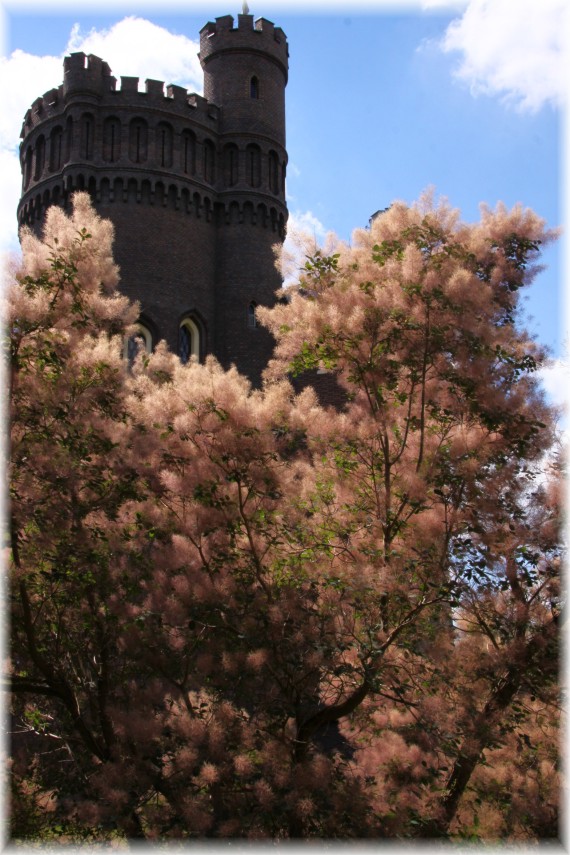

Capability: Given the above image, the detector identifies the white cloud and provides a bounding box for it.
[0,17,202,254]
[0,147,23,250]
[538,357,569,413]
[0,50,62,150]
[66,18,202,93]
[537,357,569,452]
[441,0,569,112]
[0,48,63,252]
[279,210,330,286]
[288,210,328,244]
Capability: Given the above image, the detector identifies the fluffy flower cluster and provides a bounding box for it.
[8,193,561,843]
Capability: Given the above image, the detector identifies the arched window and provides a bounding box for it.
[268,150,279,194]
[49,126,63,172]
[182,130,196,174]
[23,147,33,189]
[250,76,259,99]
[156,122,173,168]
[123,323,153,365]
[246,144,261,188]
[103,117,121,162]
[179,317,201,364]
[80,113,94,161]
[248,301,258,329]
[223,143,239,187]
[129,118,148,163]
[34,135,45,180]
[204,139,216,184]
[64,116,73,163]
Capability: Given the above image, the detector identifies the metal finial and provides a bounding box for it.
[242,1,249,13]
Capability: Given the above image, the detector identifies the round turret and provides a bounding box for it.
[200,13,287,143]
[17,12,289,387]
[198,12,288,380]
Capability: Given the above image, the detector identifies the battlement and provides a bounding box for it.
[63,52,116,99]
[21,54,218,140]
[199,14,288,76]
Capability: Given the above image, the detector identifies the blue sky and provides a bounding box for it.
[0,0,567,403]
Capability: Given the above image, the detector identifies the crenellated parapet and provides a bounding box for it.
[199,14,288,145]
[20,56,218,141]
[63,52,115,100]
[199,14,288,81]
[18,48,287,216]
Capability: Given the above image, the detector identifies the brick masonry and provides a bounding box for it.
[18,12,289,388]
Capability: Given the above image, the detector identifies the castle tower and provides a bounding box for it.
[17,12,289,386]
[199,13,288,379]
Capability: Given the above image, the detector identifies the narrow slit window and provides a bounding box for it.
[50,127,63,172]
[34,136,45,180]
[157,123,173,168]
[204,140,215,184]
[250,76,259,99]
[103,117,121,163]
[182,131,196,174]
[246,144,261,187]
[248,301,257,328]
[80,112,96,162]
[129,119,148,164]
[269,151,279,194]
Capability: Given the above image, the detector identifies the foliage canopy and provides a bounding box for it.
[6,194,562,842]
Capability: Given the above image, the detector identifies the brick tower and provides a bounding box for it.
[17,12,289,386]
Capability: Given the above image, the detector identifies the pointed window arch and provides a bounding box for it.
[248,301,258,329]
[123,323,153,366]
[179,317,201,364]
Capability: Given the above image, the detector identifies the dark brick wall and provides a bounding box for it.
[213,214,283,387]
[101,198,217,354]
[18,12,289,387]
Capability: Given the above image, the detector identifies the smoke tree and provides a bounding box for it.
[6,193,562,842]
[7,195,373,839]
[7,195,145,838]
[259,195,562,838]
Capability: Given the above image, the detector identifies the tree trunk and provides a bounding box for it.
[422,620,558,838]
